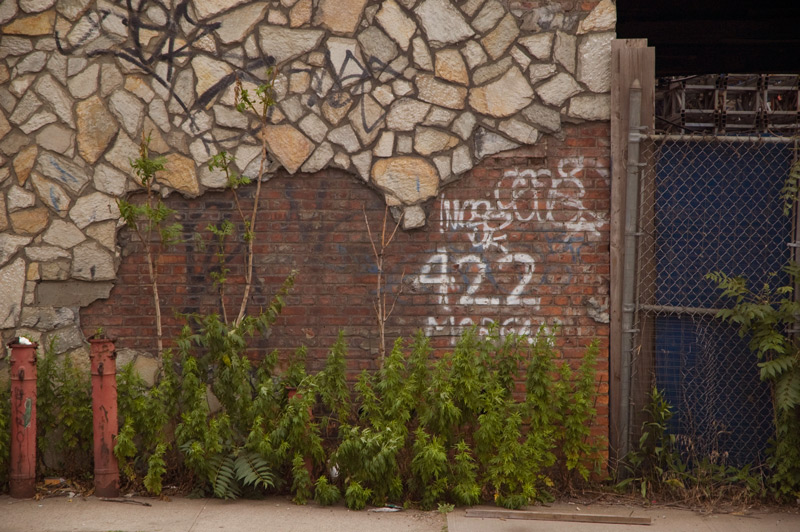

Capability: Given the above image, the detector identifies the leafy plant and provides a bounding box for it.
[36,341,93,477]
[706,265,800,498]
[117,136,183,358]
[0,378,10,491]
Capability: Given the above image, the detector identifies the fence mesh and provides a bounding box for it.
[632,134,797,466]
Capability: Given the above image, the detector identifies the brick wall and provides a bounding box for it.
[81,123,610,431]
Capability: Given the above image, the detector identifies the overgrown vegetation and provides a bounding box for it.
[1,325,604,508]
[0,378,9,492]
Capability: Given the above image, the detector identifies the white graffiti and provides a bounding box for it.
[417,158,607,343]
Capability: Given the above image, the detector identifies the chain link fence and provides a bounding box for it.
[632,134,796,466]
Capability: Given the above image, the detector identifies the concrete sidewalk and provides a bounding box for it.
[2,495,799,532]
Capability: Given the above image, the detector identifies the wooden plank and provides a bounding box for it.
[464,508,652,526]
[609,39,655,464]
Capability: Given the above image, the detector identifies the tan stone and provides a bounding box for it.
[192,56,233,104]
[348,94,385,145]
[322,93,353,126]
[414,0,474,46]
[14,145,37,185]
[577,0,616,34]
[214,2,268,43]
[263,124,314,174]
[315,0,367,34]
[435,49,468,85]
[76,96,117,165]
[414,127,459,156]
[10,207,49,235]
[0,109,10,142]
[267,9,287,25]
[162,154,200,196]
[386,98,430,131]
[375,0,417,51]
[0,195,7,232]
[2,10,55,35]
[416,74,467,110]
[469,66,533,118]
[371,156,439,204]
[289,0,312,27]
[481,13,519,60]
[124,76,155,102]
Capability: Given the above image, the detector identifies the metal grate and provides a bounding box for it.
[632,134,796,466]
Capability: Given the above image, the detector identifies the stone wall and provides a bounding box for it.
[0,0,614,378]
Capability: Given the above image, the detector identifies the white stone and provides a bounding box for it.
[461,40,487,69]
[148,99,170,132]
[36,152,89,193]
[214,2,267,44]
[301,142,334,173]
[213,105,248,129]
[481,12,519,60]
[70,192,120,229]
[412,36,433,71]
[258,25,325,66]
[0,1,18,25]
[67,62,99,99]
[328,124,361,153]
[452,111,476,140]
[577,31,614,93]
[94,164,128,197]
[20,110,57,134]
[373,131,395,157]
[299,113,329,143]
[14,51,47,75]
[25,245,70,262]
[414,0,474,46]
[35,74,74,127]
[8,186,36,211]
[235,144,261,171]
[510,46,531,70]
[568,94,611,120]
[349,94,385,145]
[100,63,123,97]
[392,79,413,96]
[577,0,616,34]
[357,26,398,68]
[9,75,35,98]
[519,32,554,61]
[554,31,576,73]
[375,0,417,51]
[85,220,117,251]
[352,151,372,181]
[0,258,25,328]
[191,55,233,104]
[386,98,430,131]
[373,84,395,106]
[333,151,351,169]
[192,0,250,19]
[20,0,57,13]
[43,219,85,249]
[433,154,451,181]
[528,63,557,85]
[536,72,582,106]
[396,135,413,154]
[474,128,519,158]
[473,56,512,85]
[469,66,533,118]
[499,118,539,144]
[452,144,472,174]
[424,106,456,127]
[402,204,425,229]
[416,74,467,109]
[31,173,71,215]
[1,36,33,57]
[108,90,144,135]
[522,103,561,133]
[72,241,116,281]
[460,0,485,17]
[414,127,459,156]
[327,37,367,88]
[9,91,41,125]
[0,235,31,267]
[472,0,505,33]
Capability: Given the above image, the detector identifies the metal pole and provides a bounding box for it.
[8,339,38,498]
[89,338,120,497]
[620,79,644,460]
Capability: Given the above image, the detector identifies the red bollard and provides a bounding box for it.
[89,338,119,497]
[8,339,38,499]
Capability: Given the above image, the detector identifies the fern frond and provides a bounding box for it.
[234,451,274,490]
[208,454,240,499]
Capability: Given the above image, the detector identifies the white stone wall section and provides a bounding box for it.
[0,0,616,350]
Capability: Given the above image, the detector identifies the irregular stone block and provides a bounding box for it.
[0,258,26,328]
[263,124,315,174]
[375,0,417,51]
[415,0,474,46]
[469,66,533,118]
[315,0,368,35]
[72,241,116,281]
[371,156,439,204]
[416,74,467,109]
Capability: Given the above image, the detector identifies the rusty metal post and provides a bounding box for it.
[89,338,119,497]
[8,339,38,499]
